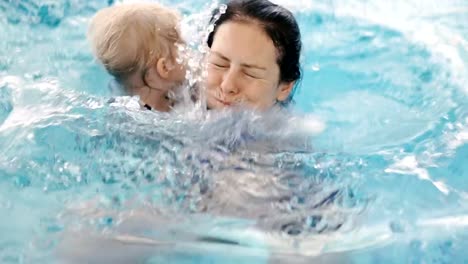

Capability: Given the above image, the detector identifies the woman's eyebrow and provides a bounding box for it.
[211,51,229,61]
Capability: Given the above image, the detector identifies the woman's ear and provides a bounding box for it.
[276,81,295,102]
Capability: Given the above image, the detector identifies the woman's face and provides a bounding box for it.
[205,21,294,110]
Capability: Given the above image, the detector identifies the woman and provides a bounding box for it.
[204,0,302,110]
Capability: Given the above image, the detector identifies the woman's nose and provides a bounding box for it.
[220,68,239,95]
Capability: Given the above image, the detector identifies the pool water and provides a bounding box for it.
[1,0,468,263]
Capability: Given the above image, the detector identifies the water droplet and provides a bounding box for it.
[311,63,320,71]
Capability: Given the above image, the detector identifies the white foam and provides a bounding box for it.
[419,214,468,228]
[288,115,326,136]
[448,128,468,150]
[385,156,450,195]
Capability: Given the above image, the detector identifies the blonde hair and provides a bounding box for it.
[88,3,181,82]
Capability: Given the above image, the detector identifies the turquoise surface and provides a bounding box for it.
[0,0,467,263]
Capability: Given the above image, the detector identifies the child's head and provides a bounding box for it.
[88,3,186,110]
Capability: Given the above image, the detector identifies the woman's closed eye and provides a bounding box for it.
[243,70,262,79]
[209,61,229,69]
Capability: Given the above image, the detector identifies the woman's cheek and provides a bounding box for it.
[248,85,277,108]
[244,83,267,100]
[205,68,221,91]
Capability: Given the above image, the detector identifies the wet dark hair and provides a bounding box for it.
[207,0,302,104]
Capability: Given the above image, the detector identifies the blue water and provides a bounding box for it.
[1,0,468,263]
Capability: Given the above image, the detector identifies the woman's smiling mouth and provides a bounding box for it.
[217,98,232,106]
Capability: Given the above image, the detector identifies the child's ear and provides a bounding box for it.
[155,58,172,80]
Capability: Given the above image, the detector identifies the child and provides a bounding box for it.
[88,3,186,112]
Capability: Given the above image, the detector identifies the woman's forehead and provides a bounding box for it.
[210,21,278,65]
